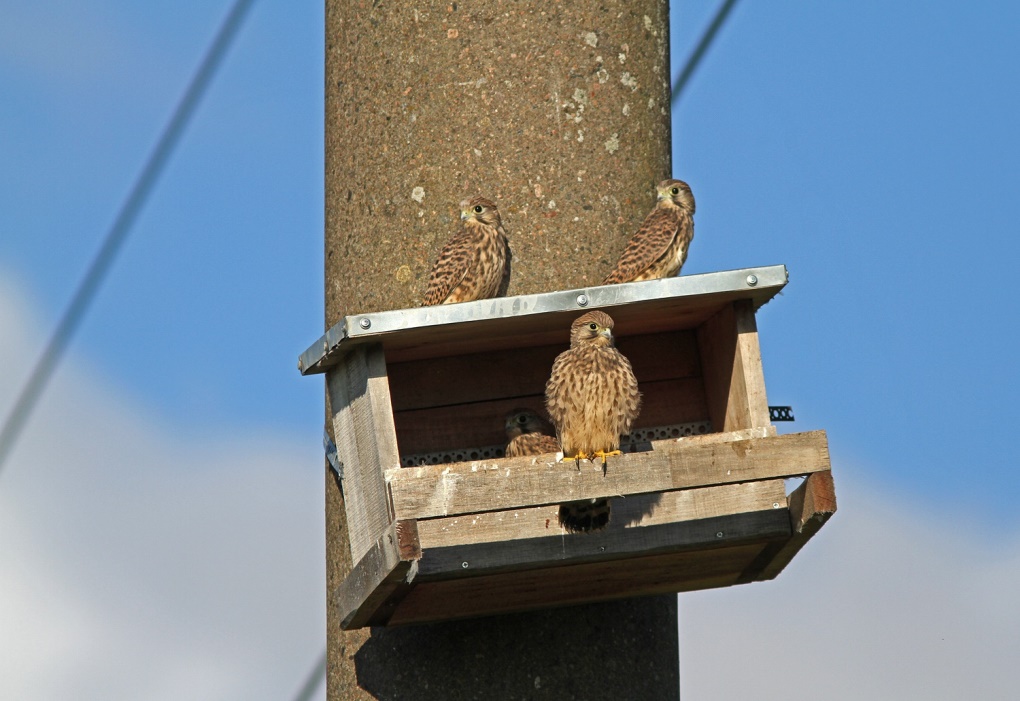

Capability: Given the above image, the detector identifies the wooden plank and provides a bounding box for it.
[392,376,709,456]
[327,344,401,561]
[750,469,837,582]
[385,542,771,627]
[334,520,422,630]
[697,301,771,432]
[416,508,791,580]
[387,330,702,413]
[387,430,830,520]
[388,344,561,413]
[416,480,787,547]
[696,302,737,431]
[621,330,703,383]
[674,425,776,444]
[733,300,771,429]
[383,305,722,363]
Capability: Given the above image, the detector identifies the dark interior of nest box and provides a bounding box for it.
[384,298,768,465]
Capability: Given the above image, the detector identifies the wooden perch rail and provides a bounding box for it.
[386,430,831,520]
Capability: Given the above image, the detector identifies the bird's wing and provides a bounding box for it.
[495,226,512,298]
[513,433,560,457]
[544,350,573,432]
[422,228,477,306]
[601,208,683,285]
[616,351,642,435]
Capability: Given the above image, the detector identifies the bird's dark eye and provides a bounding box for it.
[670,187,679,195]
[517,415,528,424]
[588,322,598,330]
[474,205,483,213]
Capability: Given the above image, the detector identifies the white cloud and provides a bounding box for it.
[0,276,326,701]
[679,478,1020,699]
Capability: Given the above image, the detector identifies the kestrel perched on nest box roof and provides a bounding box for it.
[545,311,641,466]
[504,408,611,533]
[602,179,695,285]
[422,196,511,306]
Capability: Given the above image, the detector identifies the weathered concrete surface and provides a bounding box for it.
[354,596,680,699]
[324,1,677,699]
[325,0,673,322]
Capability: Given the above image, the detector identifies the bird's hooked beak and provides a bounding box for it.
[656,188,669,201]
[598,328,613,341]
[459,199,472,221]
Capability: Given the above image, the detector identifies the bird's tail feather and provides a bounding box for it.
[558,498,611,533]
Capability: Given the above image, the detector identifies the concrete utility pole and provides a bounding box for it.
[324,2,676,698]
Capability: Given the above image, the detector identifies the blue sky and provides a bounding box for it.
[2,1,1020,698]
[673,1,1020,524]
[0,0,324,440]
[2,0,1018,513]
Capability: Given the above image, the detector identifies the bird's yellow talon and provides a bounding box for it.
[562,451,589,462]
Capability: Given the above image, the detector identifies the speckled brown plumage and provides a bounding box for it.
[504,408,610,533]
[545,311,642,461]
[504,408,560,458]
[602,179,695,285]
[422,196,511,306]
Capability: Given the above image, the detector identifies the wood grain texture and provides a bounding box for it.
[697,300,771,432]
[416,479,787,547]
[387,330,701,413]
[673,425,776,444]
[733,300,771,428]
[335,520,421,630]
[386,543,771,626]
[388,430,830,520]
[753,469,838,582]
[416,508,790,580]
[392,376,709,456]
[327,344,401,561]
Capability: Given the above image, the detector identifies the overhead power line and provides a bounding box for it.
[0,0,256,476]
[289,647,327,701]
[671,0,740,105]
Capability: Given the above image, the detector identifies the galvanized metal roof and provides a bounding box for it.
[298,264,788,374]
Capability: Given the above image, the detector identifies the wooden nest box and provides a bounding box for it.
[299,265,836,630]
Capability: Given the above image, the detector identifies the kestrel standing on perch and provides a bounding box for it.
[545,310,641,465]
[422,196,511,305]
[504,408,611,533]
[602,179,695,284]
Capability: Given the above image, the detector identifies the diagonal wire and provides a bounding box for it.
[671,0,740,105]
[0,0,256,476]
[290,647,327,701]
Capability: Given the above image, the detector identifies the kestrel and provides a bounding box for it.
[545,311,641,464]
[602,179,695,284]
[504,408,610,533]
[422,196,511,305]
[504,408,560,458]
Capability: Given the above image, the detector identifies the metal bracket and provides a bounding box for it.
[769,406,795,422]
[323,429,343,480]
